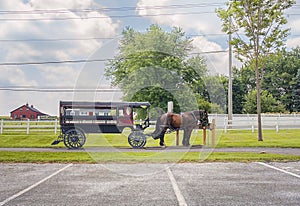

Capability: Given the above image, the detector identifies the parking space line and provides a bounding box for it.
[166,167,187,206]
[256,162,300,179]
[0,164,73,206]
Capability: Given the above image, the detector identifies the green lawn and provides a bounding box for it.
[218,129,300,148]
[0,130,204,148]
[0,129,299,148]
[0,129,299,163]
[0,151,299,163]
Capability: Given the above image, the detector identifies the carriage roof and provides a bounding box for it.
[59,101,151,109]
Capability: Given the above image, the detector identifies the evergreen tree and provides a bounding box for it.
[292,69,300,112]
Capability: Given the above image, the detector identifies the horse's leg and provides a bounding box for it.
[159,133,165,146]
[182,128,187,146]
[159,128,167,147]
[182,127,193,146]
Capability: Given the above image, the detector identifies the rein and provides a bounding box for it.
[191,111,199,124]
[189,111,209,127]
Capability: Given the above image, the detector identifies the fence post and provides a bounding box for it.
[251,117,254,133]
[54,119,58,135]
[276,117,279,133]
[0,119,3,134]
[224,117,227,133]
[167,101,173,113]
[203,127,207,145]
[26,119,30,134]
[211,119,216,147]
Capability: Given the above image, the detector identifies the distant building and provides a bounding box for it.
[10,103,47,120]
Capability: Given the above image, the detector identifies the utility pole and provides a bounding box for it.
[228,32,233,125]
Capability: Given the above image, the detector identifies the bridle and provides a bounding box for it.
[190,110,209,127]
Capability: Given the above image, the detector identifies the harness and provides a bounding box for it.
[191,111,199,125]
[164,111,208,133]
[190,111,209,127]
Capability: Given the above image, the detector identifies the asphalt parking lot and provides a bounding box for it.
[0,162,299,206]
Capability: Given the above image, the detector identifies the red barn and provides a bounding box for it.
[10,103,46,120]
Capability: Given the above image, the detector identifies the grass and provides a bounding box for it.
[0,133,59,148]
[0,151,299,163]
[0,129,299,163]
[0,130,203,148]
[0,129,299,148]
[218,129,300,148]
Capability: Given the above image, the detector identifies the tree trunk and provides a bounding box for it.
[256,86,263,141]
[255,58,263,141]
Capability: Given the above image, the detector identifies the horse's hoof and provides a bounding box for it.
[160,143,166,148]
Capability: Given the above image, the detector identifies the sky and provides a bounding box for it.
[0,0,300,116]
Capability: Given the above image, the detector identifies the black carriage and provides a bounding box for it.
[52,101,150,149]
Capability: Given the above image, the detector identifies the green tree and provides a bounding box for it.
[232,79,245,114]
[292,68,300,112]
[106,25,224,117]
[217,0,295,141]
[262,48,300,112]
[235,47,300,112]
[243,90,286,114]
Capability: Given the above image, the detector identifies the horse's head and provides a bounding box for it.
[194,110,209,127]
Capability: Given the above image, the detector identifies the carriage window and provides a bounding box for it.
[97,109,110,116]
[66,109,79,116]
[94,109,117,116]
[118,109,124,117]
[79,111,88,116]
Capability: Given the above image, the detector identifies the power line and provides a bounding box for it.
[0,37,115,42]
[0,34,229,43]
[0,50,228,66]
[0,11,216,21]
[0,87,122,93]
[0,59,109,66]
[0,3,224,14]
[2,33,299,43]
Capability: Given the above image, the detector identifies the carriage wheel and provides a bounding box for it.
[63,129,86,149]
[128,131,146,149]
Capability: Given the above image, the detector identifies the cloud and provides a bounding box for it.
[191,36,228,74]
[287,17,300,48]
[0,0,120,115]
[287,37,300,48]
[0,67,37,86]
[136,0,231,74]
[0,1,119,61]
[136,0,223,34]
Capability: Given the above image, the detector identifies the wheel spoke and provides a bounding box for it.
[63,129,86,149]
[128,131,146,148]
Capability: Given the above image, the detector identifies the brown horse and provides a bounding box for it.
[151,110,209,146]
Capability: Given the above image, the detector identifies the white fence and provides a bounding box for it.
[0,119,59,134]
[1,114,300,134]
[209,114,300,132]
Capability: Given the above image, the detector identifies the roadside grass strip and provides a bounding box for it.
[0,151,299,163]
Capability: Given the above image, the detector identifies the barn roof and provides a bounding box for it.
[10,103,46,115]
